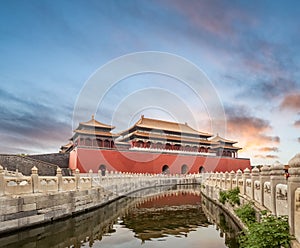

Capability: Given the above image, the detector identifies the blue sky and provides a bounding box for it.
[0,0,299,165]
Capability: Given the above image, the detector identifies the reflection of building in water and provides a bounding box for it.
[122,191,209,242]
[201,196,241,247]
[64,115,250,174]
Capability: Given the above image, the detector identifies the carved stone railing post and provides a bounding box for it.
[215,172,219,187]
[31,166,39,193]
[75,169,80,190]
[259,165,270,206]
[56,167,62,191]
[209,172,213,185]
[224,171,229,190]
[0,165,4,196]
[229,171,235,190]
[270,162,285,215]
[251,167,260,200]
[220,172,224,189]
[210,173,215,186]
[236,169,242,191]
[242,168,251,195]
[288,153,300,237]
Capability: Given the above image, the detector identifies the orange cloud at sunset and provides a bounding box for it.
[225,106,280,160]
[258,147,280,152]
[280,92,300,111]
[254,154,279,159]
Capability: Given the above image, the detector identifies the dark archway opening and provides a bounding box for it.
[162,165,170,174]
[181,164,188,174]
[99,164,106,176]
[199,166,205,173]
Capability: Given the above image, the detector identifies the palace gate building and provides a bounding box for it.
[62,115,250,174]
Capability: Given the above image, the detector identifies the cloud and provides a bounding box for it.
[225,105,280,153]
[294,120,300,128]
[168,0,256,40]
[279,92,300,111]
[254,154,279,159]
[216,19,300,102]
[298,137,300,143]
[234,42,299,101]
[248,78,297,100]
[258,147,279,152]
[266,155,279,159]
[0,87,72,154]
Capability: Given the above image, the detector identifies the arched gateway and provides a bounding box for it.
[99,164,106,176]
[162,165,170,174]
[199,166,205,173]
[181,164,188,174]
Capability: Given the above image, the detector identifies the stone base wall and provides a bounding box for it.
[0,187,108,234]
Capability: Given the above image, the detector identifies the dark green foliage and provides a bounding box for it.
[260,210,268,215]
[219,187,240,206]
[219,190,227,204]
[235,203,256,226]
[227,187,240,206]
[218,188,291,247]
[239,214,291,248]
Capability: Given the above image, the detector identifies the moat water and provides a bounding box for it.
[0,185,240,248]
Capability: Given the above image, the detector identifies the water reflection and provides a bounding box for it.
[202,196,240,248]
[0,185,240,248]
[122,192,208,242]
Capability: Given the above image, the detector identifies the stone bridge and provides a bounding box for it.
[201,153,300,246]
[0,166,201,234]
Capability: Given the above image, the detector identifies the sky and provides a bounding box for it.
[0,0,299,165]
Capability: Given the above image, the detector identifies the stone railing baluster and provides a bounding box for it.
[288,153,300,238]
[270,161,285,215]
[259,165,270,207]
[31,166,39,193]
[56,167,62,191]
[0,165,4,196]
[251,167,260,200]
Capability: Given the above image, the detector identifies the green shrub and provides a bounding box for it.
[219,187,240,206]
[235,203,256,226]
[227,187,240,206]
[219,190,227,204]
[239,214,291,248]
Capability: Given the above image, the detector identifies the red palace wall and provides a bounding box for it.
[69,148,251,174]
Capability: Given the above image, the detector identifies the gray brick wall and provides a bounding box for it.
[0,154,70,176]
[28,153,69,169]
